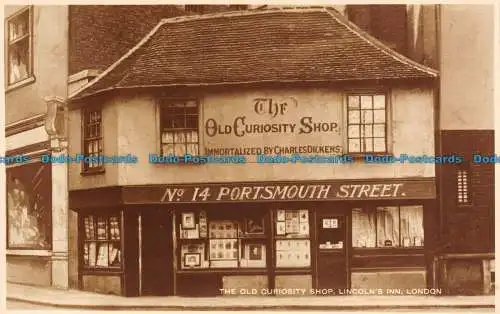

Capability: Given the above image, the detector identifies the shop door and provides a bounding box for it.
[316,213,348,290]
[141,210,173,296]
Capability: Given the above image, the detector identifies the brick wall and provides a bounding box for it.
[69,5,190,75]
[346,5,408,55]
[439,130,494,253]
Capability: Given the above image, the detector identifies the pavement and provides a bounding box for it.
[5,282,496,311]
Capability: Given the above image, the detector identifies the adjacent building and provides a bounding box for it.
[5,5,69,289]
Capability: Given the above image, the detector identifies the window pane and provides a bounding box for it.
[352,208,376,248]
[363,138,373,152]
[108,242,122,267]
[348,125,360,138]
[373,95,385,109]
[400,206,424,247]
[361,96,372,109]
[361,110,373,124]
[187,144,198,155]
[373,124,385,137]
[186,131,199,143]
[348,139,361,153]
[163,144,174,155]
[348,96,360,109]
[96,243,109,267]
[84,243,90,267]
[174,131,186,143]
[364,125,373,137]
[9,42,29,84]
[376,206,399,247]
[175,144,186,156]
[373,138,386,152]
[172,115,185,129]
[186,116,198,129]
[374,110,386,123]
[162,131,174,144]
[9,12,29,41]
[348,110,360,124]
[88,242,97,267]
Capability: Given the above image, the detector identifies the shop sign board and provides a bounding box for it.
[121,178,436,204]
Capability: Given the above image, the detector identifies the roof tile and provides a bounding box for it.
[72,8,438,100]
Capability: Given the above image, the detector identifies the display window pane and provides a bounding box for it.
[400,206,424,247]
[376,206,400,247]
[82,214,121,270]
[352,208,376,248]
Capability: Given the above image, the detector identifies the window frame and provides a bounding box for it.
[176,208,269,270]
[352,204,425,249]
[158,98,200,160]
[80,213,123,272]
[344,90,391,156]
[5,5,35,91]
[81,106,104,175]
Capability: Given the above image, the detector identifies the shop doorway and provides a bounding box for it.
[316,213,348,290]
[140,209,173,296]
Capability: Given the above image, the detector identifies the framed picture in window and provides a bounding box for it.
[245,217,264,235]
[277,210,286,221]
[249,244,263,261]
[181,212,196,229]
[184,253,201,267]
[276,222,286,235]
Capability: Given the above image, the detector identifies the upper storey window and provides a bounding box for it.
[347,94,387,154]
[6,6,34,89]
[82,107,104,173]
[159,99,200,157]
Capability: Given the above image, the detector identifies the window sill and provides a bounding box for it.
[5,75,36,93]
[81,268,123,275]
[7,249,52,257]
[353,247,425,256]
[80,168,105,176]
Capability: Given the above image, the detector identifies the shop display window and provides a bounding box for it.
[82,214,121,269]
[275,209,311,268]
[178,210,267,269]
[352,205,424,248]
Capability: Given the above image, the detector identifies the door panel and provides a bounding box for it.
[141,210,173,296]
[316,213,348,290]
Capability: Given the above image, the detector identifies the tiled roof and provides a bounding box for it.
[71,8,438,100]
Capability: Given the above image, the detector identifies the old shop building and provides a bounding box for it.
[68,8,440,296]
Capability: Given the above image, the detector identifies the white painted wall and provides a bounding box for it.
[69,85,435,190]
[440,4,494,130]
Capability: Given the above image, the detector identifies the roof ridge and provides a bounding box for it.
[324,8,439,77]
[69,17,165,99]
[159,7,325,24]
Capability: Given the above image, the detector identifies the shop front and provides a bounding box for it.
[70,177,436,297]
